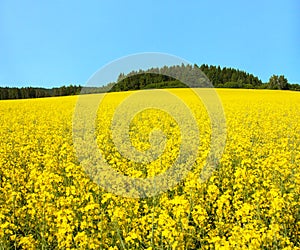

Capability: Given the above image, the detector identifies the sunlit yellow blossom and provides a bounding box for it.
[0,89,299,248]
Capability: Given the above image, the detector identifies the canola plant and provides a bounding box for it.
[0,89,299,249]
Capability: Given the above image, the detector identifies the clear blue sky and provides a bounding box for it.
[0,0,299,88]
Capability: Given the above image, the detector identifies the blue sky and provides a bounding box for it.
[0,0,299,88]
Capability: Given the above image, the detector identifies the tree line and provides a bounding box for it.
[0,64,299,100]
[114,64,299,91]
[0,85,82,100]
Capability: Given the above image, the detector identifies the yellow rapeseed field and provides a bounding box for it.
[0,89,300,249]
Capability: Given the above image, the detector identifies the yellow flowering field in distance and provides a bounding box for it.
[0,89,300,249]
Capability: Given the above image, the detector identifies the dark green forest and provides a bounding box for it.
[1,64,299,100]
[0,85,82,100]
[112,64,264,91]
[113,64,299,91]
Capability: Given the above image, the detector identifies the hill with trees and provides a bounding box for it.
[0,64,299,100]
[113,64,299,91]
[112,64,264,91]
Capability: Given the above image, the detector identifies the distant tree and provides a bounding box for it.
[223,82,242,88]
[278,75,289,90]
[268,75,289,90]
[288,83,300,91]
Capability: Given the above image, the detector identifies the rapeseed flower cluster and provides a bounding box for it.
[0,89,299,249]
